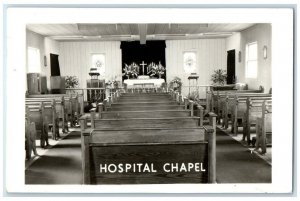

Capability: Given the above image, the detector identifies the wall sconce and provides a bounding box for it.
[238,51,241,63]
[44,55,47,67]
[263,46,267,59]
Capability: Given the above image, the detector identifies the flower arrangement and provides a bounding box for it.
[106,76,119,88]
[147,62,165,78]
[122,63,139,79]
[169,76,182,92]
[65,76,79,89]
[211,69,227,85]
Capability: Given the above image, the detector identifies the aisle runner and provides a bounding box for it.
[25,131,82,184]
[216,128,271,183]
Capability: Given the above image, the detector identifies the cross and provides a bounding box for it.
[140,61,147,75]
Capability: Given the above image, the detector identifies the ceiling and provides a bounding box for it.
[27,23,256,44]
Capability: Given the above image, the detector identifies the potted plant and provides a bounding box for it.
[65,76,79,93]
[211,69,227,85]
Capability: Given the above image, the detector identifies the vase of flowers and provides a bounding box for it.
[147,62,165,78]
[122,63,139,79]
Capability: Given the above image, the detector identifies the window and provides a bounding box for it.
[91,53,105,76]
[183,51,197,74]
[245,42,257,78]
[27,47,41,73]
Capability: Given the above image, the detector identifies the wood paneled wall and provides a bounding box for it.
[165,39,227,97]
[59,41,122,88]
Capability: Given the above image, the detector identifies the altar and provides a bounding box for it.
[124,76,165,88]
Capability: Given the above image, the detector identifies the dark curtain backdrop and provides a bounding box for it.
[50,53,61,76]
[121,41,166,81]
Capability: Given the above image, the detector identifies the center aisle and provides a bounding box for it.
[25,130,82,184]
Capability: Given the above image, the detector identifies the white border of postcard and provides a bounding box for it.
[4,6,294,194]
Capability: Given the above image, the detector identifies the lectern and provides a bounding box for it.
[188,74,199,96]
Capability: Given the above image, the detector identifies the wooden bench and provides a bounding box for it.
[26,94,82,127]
[25,109,38,159]
[26,98,68,133]
[230,95,272,135]
[243,97,272,144]
[222,93,272,129]
[27,93,84,116]
[211,89,264,119]
[255,100,272,154]
[25,101,59,141]
[118,96,172,102]
[107,105,185,111]
[79,113,217,184]
[209,86,264,114]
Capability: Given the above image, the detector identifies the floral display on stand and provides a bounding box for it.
[169,76,182,93]
[122,63,139,79]
[106,76,119,88]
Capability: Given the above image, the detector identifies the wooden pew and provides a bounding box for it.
[255,100,272,154]
[229,94,272,135]
[93,99,203,126]
[118,96,172,102]
[26,97,68,133]
[25,100,59,140]
[79,113,217,184]
[27,93,84,116]
[209,86,264,114]
[243,97,272,144]
[212,88,264,118]
[222,93,271,129]
[25,107,38,159]
[26,94,82,127]
[107,105,185,111]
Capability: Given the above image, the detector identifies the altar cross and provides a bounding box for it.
[140,61,147,75]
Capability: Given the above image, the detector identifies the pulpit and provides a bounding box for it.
[50,76,65,94]
[87,68,105,103]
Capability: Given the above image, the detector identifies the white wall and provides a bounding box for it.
[166,39,227,97]
[44,37,60,88]
[59,41,122,88]
[26,30,60,90]
[26,30,45,75]
[226,32,241,76]
[226,24,272,92]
